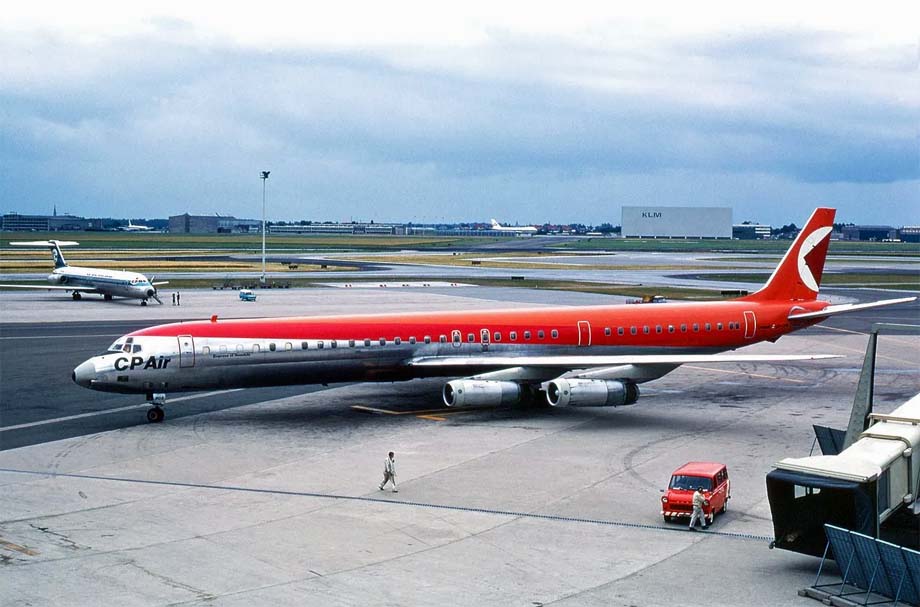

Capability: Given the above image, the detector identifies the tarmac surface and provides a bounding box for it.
[0,286,918,606]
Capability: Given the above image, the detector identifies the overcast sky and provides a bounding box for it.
[1,2,917,225]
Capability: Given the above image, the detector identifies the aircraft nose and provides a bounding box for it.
[73,359,96,388]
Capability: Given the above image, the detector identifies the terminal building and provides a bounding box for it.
[621,206,732,239]
[733,223,772,240]
[168,214,261,234]
[2,212,92,231]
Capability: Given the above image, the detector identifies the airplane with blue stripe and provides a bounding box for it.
[1,240,167,305]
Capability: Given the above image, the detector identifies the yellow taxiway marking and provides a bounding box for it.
[683,365,807,384]
[351,405,487,421]
[0,539,39,556]
[818,327,919,365]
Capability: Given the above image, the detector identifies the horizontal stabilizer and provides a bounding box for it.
[152,281,169,286]
[788,297,917,321]
[0,284,96,291]
[9,240,79,247]
[410,353,842,368]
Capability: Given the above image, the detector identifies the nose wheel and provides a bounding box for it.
[146,406,165,423]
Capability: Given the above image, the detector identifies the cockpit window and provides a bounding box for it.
[132,344,142,353]
[108,341,124,352]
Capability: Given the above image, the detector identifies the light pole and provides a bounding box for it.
[260,171,270,285]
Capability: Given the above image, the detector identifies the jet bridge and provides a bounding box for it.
[766,323,920,557]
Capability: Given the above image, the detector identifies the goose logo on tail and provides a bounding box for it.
[797,226,832,293]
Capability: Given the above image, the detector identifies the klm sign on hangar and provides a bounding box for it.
[622,206,732,239]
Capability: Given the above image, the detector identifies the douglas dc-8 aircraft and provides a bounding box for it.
[1,240,167,305]
[73,208,915,423]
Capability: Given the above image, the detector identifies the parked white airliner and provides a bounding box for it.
[490,219,538,233]
[0,240,167,305]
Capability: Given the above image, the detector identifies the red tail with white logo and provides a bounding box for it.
[741,207,835,303]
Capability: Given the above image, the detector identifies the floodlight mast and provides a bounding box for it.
[260,171,270,285]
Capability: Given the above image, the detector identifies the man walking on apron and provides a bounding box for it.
[379,451,397,492]
[689,488,708,530]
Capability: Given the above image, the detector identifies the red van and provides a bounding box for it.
[661,462,730,525]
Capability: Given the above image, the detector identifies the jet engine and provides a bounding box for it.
[545,378,639,407]
[49,273,67,284]
[443,380,522,407]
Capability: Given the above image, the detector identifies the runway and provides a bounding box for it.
[0,286,918,606]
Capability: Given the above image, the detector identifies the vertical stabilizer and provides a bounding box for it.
[740,208,835,302]
[49,240,68,268]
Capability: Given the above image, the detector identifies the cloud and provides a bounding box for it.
[0,20,916,224]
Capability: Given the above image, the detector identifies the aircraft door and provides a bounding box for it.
[743,311,756,339]
[481,328,490,352]
[451,329,462,348]
[577,321,591,346]
[178,335,195,367]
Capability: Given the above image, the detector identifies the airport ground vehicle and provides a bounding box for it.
[661,462,730,524]
[239,289,257,302]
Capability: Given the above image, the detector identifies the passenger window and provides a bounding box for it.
[680,324,687,332]
[551,329,559,339]
[424,336,431,344]
[494,332,502,342]
[467,333,475,343]
[253,344,260,353]
[524,331,531,340]
[439,335,447,343]
[379,338,386,346]
[643,326,650,334]
[202,346,210,355]
[656,325,662,334]
[409,337,416,345]
[617,327,624,336]
[269,343,276,352]
[717,323,723,331]
[285,342,292,351]
[705,323,711,331]
[630,326,637,335]
[349,339,356,347]
[692,323,699,332]
[302,341,309,350]
[604,327,611,336]
[394,337,401,345]
[452,332,460,344]
[317,341,324,349]
[538,330,545,339]
[364,339,372,347]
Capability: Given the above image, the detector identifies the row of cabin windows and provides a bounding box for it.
[198,321,743,354]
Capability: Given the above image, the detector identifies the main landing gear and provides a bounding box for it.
[146,392,167,423]
[72,292,82,301]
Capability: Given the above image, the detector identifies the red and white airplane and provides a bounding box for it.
[73,208,915,423]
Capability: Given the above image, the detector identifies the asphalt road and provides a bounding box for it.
[0,320,332,451]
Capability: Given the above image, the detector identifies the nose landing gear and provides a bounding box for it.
[141,299,148,306]
[145,392,167,423]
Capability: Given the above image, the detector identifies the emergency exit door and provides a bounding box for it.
[577,321,591,346]
[743,311,756,339]
[178,335,195,367]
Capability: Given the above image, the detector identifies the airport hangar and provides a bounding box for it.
[622,206,732,239]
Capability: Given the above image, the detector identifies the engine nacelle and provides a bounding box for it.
[443,380,522,407]
[546,378,639,408]
[48,273,67,284]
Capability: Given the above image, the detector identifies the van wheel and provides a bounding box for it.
[663,515,671,523]
[720,502,727,514]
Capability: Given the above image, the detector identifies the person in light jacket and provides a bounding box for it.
[689,488,708,530]
[379,451,398,492]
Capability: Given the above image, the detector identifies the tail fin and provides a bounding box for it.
[9,239,76,269]
[741,208,835,302]
[491,219,501,228]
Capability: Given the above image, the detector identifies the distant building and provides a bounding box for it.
[269,223,399,235]
[622,206,732,239]
[168,214,261,234]
[733,223,772,240]
[2,213,90,231]
[898,227,920,243]
[840,225,898,241]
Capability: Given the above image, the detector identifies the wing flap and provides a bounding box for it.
[788,297,917,321]
[409,353,842,368]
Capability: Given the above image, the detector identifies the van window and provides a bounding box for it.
[669,475,713,491]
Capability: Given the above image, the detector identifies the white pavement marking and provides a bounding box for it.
[0,389,242,432]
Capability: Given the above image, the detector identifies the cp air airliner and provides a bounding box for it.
[1,240,167,305]
[73,208,915,423]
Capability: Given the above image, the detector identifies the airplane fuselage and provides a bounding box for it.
[49,266,157,300]
[73,298,826,396]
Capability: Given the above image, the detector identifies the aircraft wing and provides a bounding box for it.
[0,284,97,291]
[788,297,917,321]
[152,281,169,286]
[409,353,842,369]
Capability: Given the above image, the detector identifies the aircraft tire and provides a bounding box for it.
[141,300,148,306]
[72,292,81,301]
[104,294,113,301]
[146,407,164,423]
